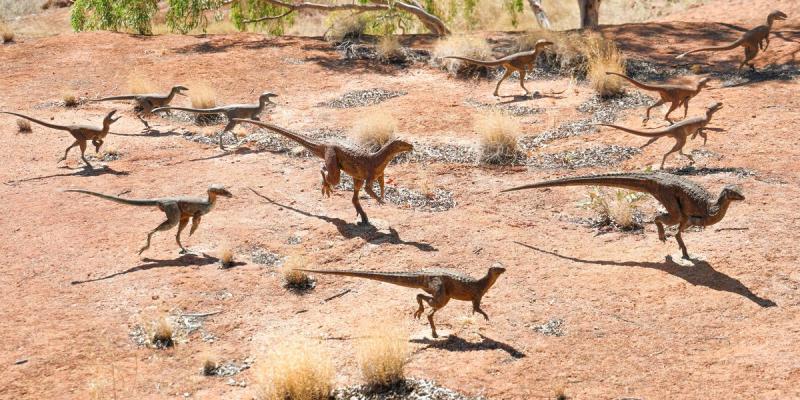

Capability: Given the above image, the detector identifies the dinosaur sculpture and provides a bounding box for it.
[153,92,278,150]
[605,72,710,124]
[444,39,554,97]
[502,172,744,259]
[596,102,723,169]
[298,266,506,338]
[233,119,412,225]
[63,185,233,255]
[1,110,120,169]
[676,10,788,71]
[92,85,188,128]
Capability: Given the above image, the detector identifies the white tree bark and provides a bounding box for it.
[526,0,551,30]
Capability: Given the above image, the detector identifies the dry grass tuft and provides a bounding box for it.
[280,253,314,290]
[357,323,409,390]
[554,386,569,400]
[352,112,397,152]
[476,111,521,165]
[218,244,235,269]
[16,118,31,133]
[582,187,644,230]
[149,316,174,349]
[432,35,493,76]
[326,14,367,42]
[63,93,78,107]
[376,35,404,62]
[127,75,156,95]
[1,28,13,43]
[585,36,626,98]
[254,339,334,400]
[190,83,217,124]
[201,354,218,376]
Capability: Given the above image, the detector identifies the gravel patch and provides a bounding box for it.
[532,318,565,337]
[667,165,757,178]
[336,175,456,212]
[250,247,282,266]
[129,311,219,348]
[318,88,407,108]
[464,98,544,117]
[396,142,479,165]
[206,358,254,377]
[337,41,431,65]
[332,379,486,400]
[528,145,641,169]
[237,127,348,155]
[716,64,800,88]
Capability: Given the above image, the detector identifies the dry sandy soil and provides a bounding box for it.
[1,1,800,399]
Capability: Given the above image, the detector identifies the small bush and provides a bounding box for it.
[432,35,493,77]
[190,83,217,124]
[581,187,645,230]
[254,339,334,400]
[149,316,174,349]
[281,254,314,290]
[476,111,521,165]
[353,112,397,152]
[326,14,367,43]
[127,74,156,94]
[376,35,404,62]
[585,36,626,98]
[16,119,31,133]
[1,28,13,43]
[63,93,79,107]
[218,244,235,268]
[201,354,218,376]
[357,324,409,390]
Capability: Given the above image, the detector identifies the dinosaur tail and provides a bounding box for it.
[501,173,658,196]
[62,189,160,207]
[676,37,745,58]
[594,123,669,137]
[442,56,504,67]
[152,106,222,114]
[604,72,659,91]
[0,111,71,131]
[296,269,424,289]
[90,95,137,102]
[232,119,324,158]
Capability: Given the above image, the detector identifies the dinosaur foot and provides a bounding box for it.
[667,253,705,266]
[410,328,451,341]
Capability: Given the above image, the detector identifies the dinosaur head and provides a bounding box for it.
[534,39,554,49]
[720,185,745,202]
[768,10,788,23]
[706,101,723,116]
[383,139,414,155]
[104,110,122,124]
[259,92,279,104]
[172,85,190,96]
[488,265,507,277]
[208,184,233,198]
[696,76,711,88]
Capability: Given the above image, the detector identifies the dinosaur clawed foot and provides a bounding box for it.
[413,309,423,319]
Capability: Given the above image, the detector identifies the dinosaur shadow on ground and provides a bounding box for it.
[5,165,129,185]
[70,252,242,285]
[249,188,437,252]
[410,333,526,359]
[515,242,776,308]
[497,93,566,104]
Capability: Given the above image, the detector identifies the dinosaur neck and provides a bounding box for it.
[706,192,732,225]
[373,144,402,167]
[206,191,218,207]
[477,271,501,293]
[766,16,776,29]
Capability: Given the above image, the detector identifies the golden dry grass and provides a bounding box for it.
[1,27,13,43]
[357,323,410,389]
[16,118,31,133]
[432,35,493,76]
[476,110,521,165]
[585,36,626,98]
[376,35,404,62]
[583,188,644,230]
[149,316,174,349]
[218,244,235,268]
[126,74,156,95]
[254,339,334,400]
[352,112,397,152]
[325,14,367,42]
[281,253,313,289]
[62,93,78,107]
[201,353,218,376]
[190,83,217,109]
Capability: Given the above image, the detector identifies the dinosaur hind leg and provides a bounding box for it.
[675,221,691,259]
[78,140,92,169]
[352,179,370,225]
[139,203,181,255]
[472,299,489,320]
[60,140,79,163]
[644,99,665,125]
[518,69,529,96]
[424,283,450,338]
[219,120,237,150]
[660,137,686,169]
[663,102,680,124]
[321,149,340,197]
[740,46,759,72]
[175,216,191,254]
[494,69,512,97]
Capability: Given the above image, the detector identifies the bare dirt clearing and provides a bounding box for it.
[1,1,800,398]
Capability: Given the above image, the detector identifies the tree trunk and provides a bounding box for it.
[526,0,551,30]
[578,0,601,29]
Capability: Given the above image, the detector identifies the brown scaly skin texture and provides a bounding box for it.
[676,10,788,71]
[502,172,745,259]
[153,92,278,150]
[596,102,723,169]
[297,266,506,338]
[92,85,188,128]
[0,110,121,169]
[606,72,710,124]
[444,39,554,97]
[63,185,233,255]
[233,119,413,225]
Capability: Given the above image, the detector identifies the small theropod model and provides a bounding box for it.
[596,102,723,169]
[63,185,233,255]
[605,72,710,124]
[1,110,120,169]
[444,39,554,97]
[677,10,788,71]
[233,119,413,225]
[153,92,278,150]
[298,266,506,338]
[92,85,188,127]
[502,172,744,259]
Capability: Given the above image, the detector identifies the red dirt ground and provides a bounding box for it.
[1,1,799,398]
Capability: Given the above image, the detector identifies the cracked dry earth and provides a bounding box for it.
[2,1,800,398]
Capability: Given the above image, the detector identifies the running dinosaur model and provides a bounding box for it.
[676,10,788,71]
[596,102,723,169]
[92,85,188,128]
[605,72,710,124]
[444,39,554,97]
[297,266,506,338]
[63,185,233,255]
[1,110,120,169]
[502,172,744,259]
[233,119,413,225]
[153,92,278,150]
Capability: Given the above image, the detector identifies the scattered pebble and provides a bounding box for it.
[319,88,407,108]
[528,145,641,169]
[332,379,487,400]
[336,175,456,212]
[533,318,565,337]
[250,247,282,266]
[464,98,544,117]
